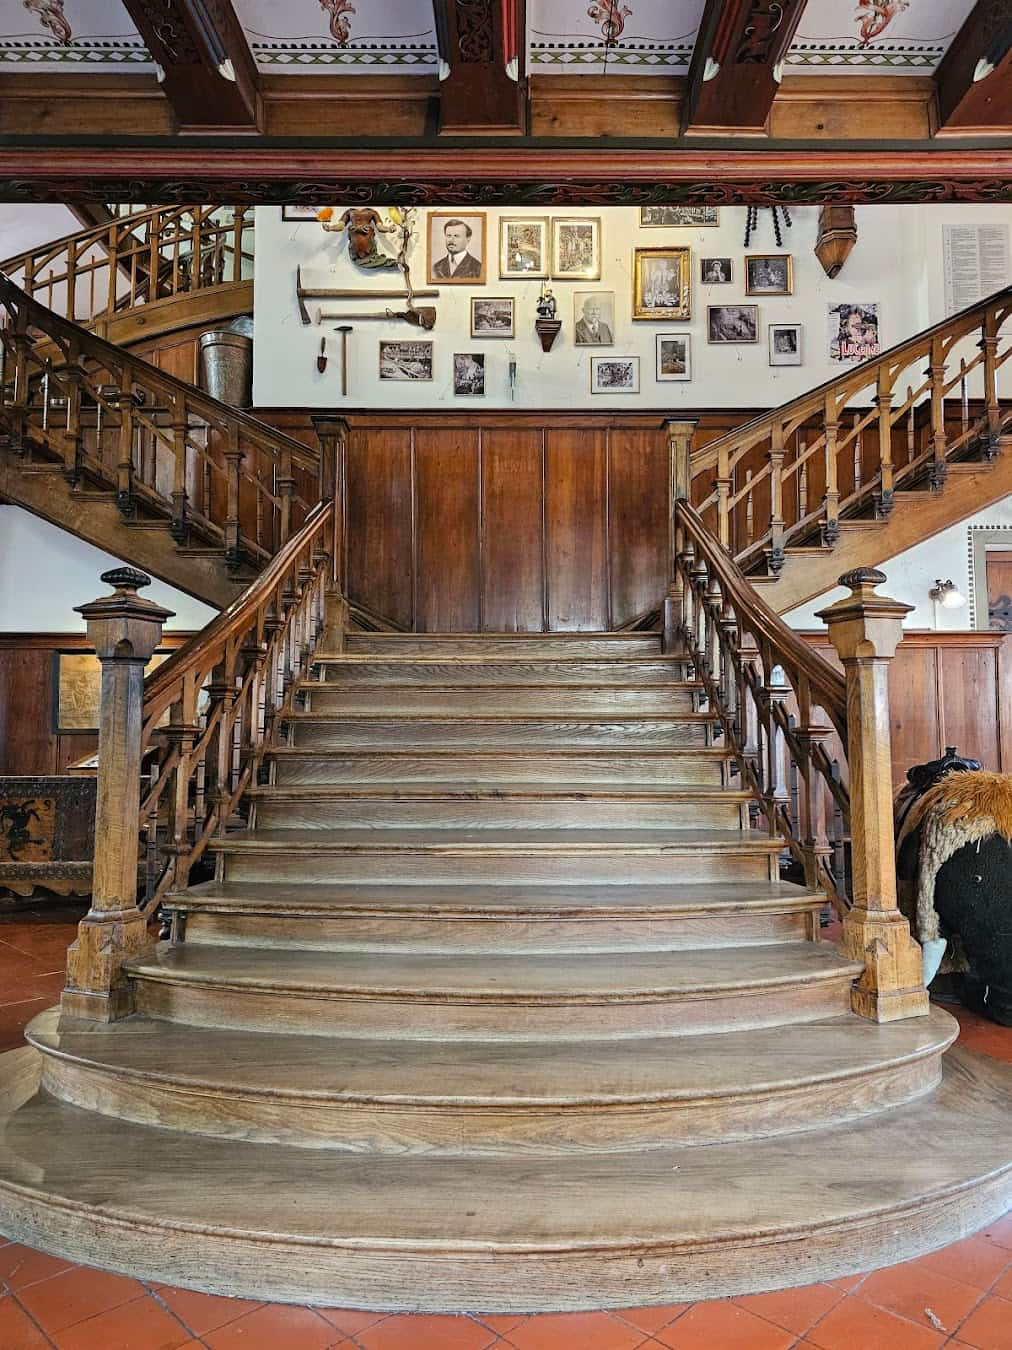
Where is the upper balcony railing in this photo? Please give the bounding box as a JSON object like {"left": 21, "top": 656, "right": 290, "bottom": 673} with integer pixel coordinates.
{"left": 0, "top": 206, "right": 254, "bottom": 329}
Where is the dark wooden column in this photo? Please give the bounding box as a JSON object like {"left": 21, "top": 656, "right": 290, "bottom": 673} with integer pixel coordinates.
{"left": 434, "top": 0, "right": 526, "bottom": 135}
{"left": 683, "top": 0, "right": 809, "bottom": 135}
{"left": 121, "top": 0, "right": 261, "bottom": 132}
{"left": 935, "top": 0, "right": 1012, "bottom": 134}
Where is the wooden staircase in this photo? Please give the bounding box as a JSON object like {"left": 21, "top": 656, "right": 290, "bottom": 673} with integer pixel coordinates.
{"left": 2, "top": 623, "right": 1010, "bottom": 1311}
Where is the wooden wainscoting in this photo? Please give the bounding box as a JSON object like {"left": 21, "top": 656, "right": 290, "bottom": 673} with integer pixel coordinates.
{"left": 0, "top": 634, "right": 193, "bottom": 777}
{"left": 802, "top": 630, "right": 1011, "bottom": 788}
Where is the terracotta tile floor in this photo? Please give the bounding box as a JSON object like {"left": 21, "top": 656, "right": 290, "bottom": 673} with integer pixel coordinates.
{"left": 2, "top": 900, "right": 1011, "bottom": 1349}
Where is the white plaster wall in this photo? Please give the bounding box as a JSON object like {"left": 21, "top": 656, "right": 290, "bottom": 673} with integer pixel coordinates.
{"left": 0, "top": 205, "right": 81, "bottom": 261}
{"left": 783, "top": 495, "right": 1012, "bottom": 632}
{"left": 252, "top": 204, "right": 923, "bottom": 411}
{"left": 0, "top": 507, "right": 216, "bottom": 633}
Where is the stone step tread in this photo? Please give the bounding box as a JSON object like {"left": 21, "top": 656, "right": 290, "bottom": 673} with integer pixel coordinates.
{"left": 286, "top": 710, "right": 717, "bottom": 722}
{"left": 1, "top": 1045, "right": 1007, "bottom": 1251}
{"left": 208, "top": 826, "right": 778, "bottom": 854}
{"left": 176, "top": 878, "right": 824, "bottom": 915}
{"left": 269, "top": 745, "right": 732, "bottom": 759}
{"left": 124, "top": 941, "right": 860, "bottom": 998}
{"left": 246, "top": 783, "right": 750, "bottom": 801}
{"left": 26, "top": 1006, "right": 955, "bottom": 1106}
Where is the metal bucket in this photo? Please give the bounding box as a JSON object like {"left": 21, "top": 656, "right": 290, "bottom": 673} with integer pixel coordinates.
{"left": 198, "top": 330, "right": 252, "bottom": 408}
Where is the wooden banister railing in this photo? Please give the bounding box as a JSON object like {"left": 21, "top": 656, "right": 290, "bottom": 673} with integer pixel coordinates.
{"left": 691, "top": 285, "right": 1012, "bottom": 574}
{"left": 0, "top": 275, "right": 321, "bottom": 570}
{"left": 62, "top": 506, "right": 337, "bottom": 1021}
{"left": 670, "top": 475, "right": 929, "bottom": 1023}
{"left": 1, "top": 205, "right": 254, "bottom": 328}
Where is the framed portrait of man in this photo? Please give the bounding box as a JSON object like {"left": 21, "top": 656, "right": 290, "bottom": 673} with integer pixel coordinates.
{"left": 573, "top": 291, "right": 615, "bottom": 346}
{"left": 427, "top": 212, "right": 487, "bottom": 285}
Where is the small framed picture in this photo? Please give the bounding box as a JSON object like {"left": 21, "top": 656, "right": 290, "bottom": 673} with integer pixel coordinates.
{"left": 470, "top": 297, "right": 514, "bottom": 338}
{"left": 379, "top": 340, "right": 434, "bottom": 381}
{"left": 769, "top": 323, "right": 802, "bottom": 366}
{"left": 551, "top": 217, "right": 601, "bottom": 280}
{"left": 745, "top": 254, "right": 793, "bottom": 296}
{"left": 499, "top": 216, "right": 549, "bottom": 279}
{"left": 640, "top": 206, "right": 719, "bottom": 227}
{"left": 281, "top": 205, "right": 322, "bottom": 221}
{"left": 633, "top": 247, "right": 691, "bottom": 320}
{"left": 656, "top": 333, "right": 692, "bottom": 381}
{"left": 590, "top": 356, "right": 640, "bottom": 395}
{"left": 708, "top": 305, "right": 759, "bottom": 344}
{"left": 573, "top": 290, "right": 615, "bottom": 345}
{"left": 700, "top": 257, "right": 733, "bottom": 284}
{"left": 453, "top": 352, "right": 485, "bottom": 395}
{"left": 427, "top": 211, "right": 487, "bottom": 284}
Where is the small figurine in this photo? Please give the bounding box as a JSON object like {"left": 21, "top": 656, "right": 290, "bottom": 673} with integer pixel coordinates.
{"left": 536, "top": 285, "right": 557, "bottom": 320}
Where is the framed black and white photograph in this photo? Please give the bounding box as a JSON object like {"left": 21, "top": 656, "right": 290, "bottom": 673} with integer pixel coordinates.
{"left": 573, "top": 291, "right": 615, "bottom": 346}
{"left": 769, "top": 323, "right": 802, "bottom": 366}
{"left": 633, "top": 247, "right": 690, "bottom": 321}
{"left": 426, "top": 211, "right": 487, "bottom": 284}
{"left": 551, "top": 218, "right": 601, "bottom": 280}
{"left": 281, "top": 205, "right": 322, "bottom": 221}
{"left": 745, "top": 254, "right": 793, "bottom": 296}
{"left": 379, "top": 340, "right": 434, "bottom": 381}
{"left": 499, "top": 217, "right": 548, "bottom": 279}
{"left": 656, "top": 333, "right": 692, "bottom": 382}
{"left": 470, "top": 297, "right": 515, "bottom": 338}
{"left": 708, "top": 305, "right": 759, "bottom": 344}
{"left": 453, "top": 352, "right": 486, "bottom": 395}
{"left": 590, "top": 356, "right": 640, "bottom": 395}
{"left": 640, "top": 207, "right": 719, "bottom": 228}
{"left": 700, "top": 258, "right": 733, "bottom": 284}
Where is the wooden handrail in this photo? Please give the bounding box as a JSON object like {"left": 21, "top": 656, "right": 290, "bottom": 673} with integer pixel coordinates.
{"left": 0, "top": 204, "right": 254, "bottom": 327}
{"left": 690, "top": 284, "right": 1012, "bottom": 574}
{"left": 0, "top": 274, "right": 321, "bottom": 570}
{"left": 670, "top": 493, "right": 929, "bottom": 1022}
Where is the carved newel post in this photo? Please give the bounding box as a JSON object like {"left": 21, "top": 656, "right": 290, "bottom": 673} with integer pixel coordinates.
{"left": 817, "top": 568, "right": 929, "bottom": 1023}
{"left": 63, "top": 568, "right": 173, "bottom": 1021}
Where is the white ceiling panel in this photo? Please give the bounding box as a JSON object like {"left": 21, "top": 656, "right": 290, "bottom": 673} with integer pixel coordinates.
{"left": 0, "top": 0, "right": 154, "bottom": 73}
{"left": 528, "top": 0, "right": 705, "bottom": 75}
{"left": 786, "top": 0, "right": 978, "bottom": 75}
{"left": 234, "top": 0, "right": 437, "bottom": 73}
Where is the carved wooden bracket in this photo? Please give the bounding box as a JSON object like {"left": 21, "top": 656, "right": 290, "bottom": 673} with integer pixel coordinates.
{"left": 815, "top": 205, "right": 858, "bottom": 279}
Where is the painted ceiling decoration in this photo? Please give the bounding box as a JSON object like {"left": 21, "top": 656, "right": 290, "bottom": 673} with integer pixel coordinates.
{"left": 783, "top": 0, "right": 980, "bottom": 73}
{"left": 232, "top": 0, "right": 438, "bottom": 71}
{"left": 528, "top": 0, "right": 705, "bottom": 73}
{"left": 0, "top": 0, "right": 155, "bottom": 71}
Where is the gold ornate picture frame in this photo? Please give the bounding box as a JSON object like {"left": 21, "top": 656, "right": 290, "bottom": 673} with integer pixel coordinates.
{"left": 633, "top": 247, "right": 691, "bottom": 321}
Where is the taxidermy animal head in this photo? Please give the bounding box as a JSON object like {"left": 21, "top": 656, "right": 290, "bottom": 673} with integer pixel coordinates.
{"left": 318, "top": 207, "right": 399, "bottom": 270}
{"left": 897, "top": 769, "right": 1012, "bottom": 1025}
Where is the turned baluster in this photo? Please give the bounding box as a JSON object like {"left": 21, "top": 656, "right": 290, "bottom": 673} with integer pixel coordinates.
{"left": 169, "top": 392, "right": 189, "bottom": 543}
{"left": 817, "top": 569, "right": 928, "bottom": 1022}
{"left": 662, "top": 419, "right": 697, "bottom": 652}
{"left": 766, "top": 421, "right": 786, "bottom": 575}
{"left": 927, "top": 335, "right": 948, "bottom": 488}
{"left": 704, "top": 575, "right": 723, "bottom": 695}
{"left": 718, "top": 600, "right": 739, "bottom": 733}
{"left": 65, "top": 241, "right": 78, "bottom": 322}
{"left": 223, "top": 422, "right": 243, "bottom": 570}
{"left": 677, "top": 539, "right": 697, "bottom": 660}
{"left": 162, "top": 672, "right": 201, "bottom": 896}
{"left": 875, "top": 367, "right": 895, "bottom": 517}
{"left": 822, "top": 393, "right": 840, "bottom": 546}
{"left": 63, "top": 570, "right": 172, "bottom": 1021}
{"left": 689, "top": 551, "right": 709, "bottom": 664}
{"left": 981, "top": 309, "right": 1002, "bottom": 459}
{"left": 58, "top": 335, "right": 86, "bottom": 484}
{"left": 278, "top": 444, "right": 295, "bottom": 547}
{"left": 205, "top": 646, "right": 238, "bottom": 835}
{"left": 736, "top": 630, "right": 761, "bottom": 787}
{"left": 113, "top": 367, "right": 139, "bottom": 516}
{"left": 794, "top": 676, "right": 834, "bottom": 900}
{"left": 6, "top": 301, "right": 31, "bottom": 453}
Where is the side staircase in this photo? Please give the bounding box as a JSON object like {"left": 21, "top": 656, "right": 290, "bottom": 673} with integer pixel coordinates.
{"left": 1, "top": 623, "right": 1010, "bottom": 1310}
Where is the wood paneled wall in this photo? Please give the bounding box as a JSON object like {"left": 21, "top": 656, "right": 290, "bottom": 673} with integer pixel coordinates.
{"left": 0, "top": 634, "right": 192, "bottom": 777}
{"left": 327, "top": 412, "right": 674, "bottom": 633}
{"left": 802, "top": 630, "right": 1010, "bottom": 789}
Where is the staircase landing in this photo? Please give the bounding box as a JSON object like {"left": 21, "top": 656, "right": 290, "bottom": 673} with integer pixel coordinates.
{"left": 0, "top": 628, "right": 1010, "bottom": 1311}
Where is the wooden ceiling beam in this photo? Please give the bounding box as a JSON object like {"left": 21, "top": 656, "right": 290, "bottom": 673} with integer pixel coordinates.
{"left": 433, "top": 0, "right": 526, "bottom": 135}
{"left": 120, "top": 0, "right": 261, "bottom": 132}
{"left": 683, "top": 0, "right": 809, "bottom": 135}
{"left": 935, "top": 0, "right": 1012, "bottom": 134}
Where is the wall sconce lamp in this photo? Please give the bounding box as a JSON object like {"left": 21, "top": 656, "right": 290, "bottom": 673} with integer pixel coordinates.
{"left": 929, "top": 578, "right": 967, "bottom": 610}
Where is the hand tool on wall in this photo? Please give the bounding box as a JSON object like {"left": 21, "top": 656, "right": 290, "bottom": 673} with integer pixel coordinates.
{"left": 316, "top": 337, "right": 327, "bottom": 374}
{"left": 296, "top": 265, "right": 439, "bottom": 324}
{"left": 316, "top": 306, "right": 437, "bottom": 331}
{"left": 336, "top": 325, "right": 352, "bottom": 396}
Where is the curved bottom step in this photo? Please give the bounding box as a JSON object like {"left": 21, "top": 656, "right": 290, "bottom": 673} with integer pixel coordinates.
{"left": 0, "top": 1044, "right": 1010, "bottom": 1312}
